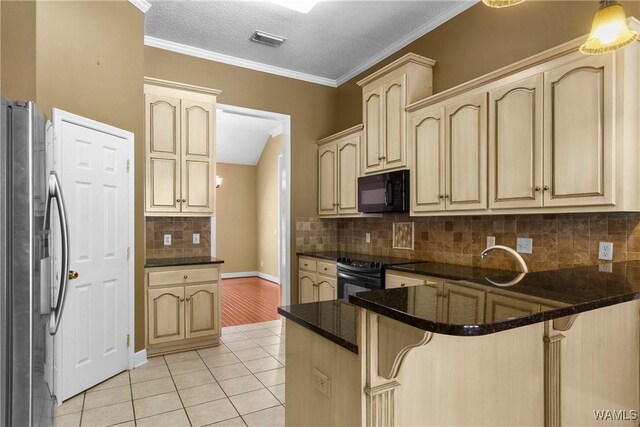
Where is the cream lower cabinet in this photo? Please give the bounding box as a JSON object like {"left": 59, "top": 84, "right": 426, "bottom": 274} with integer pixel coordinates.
{"left": 145, "top": 78, "right": 220, "bottom": 216}
{"left": 146, "top": 264, "right": 221, "bottom": 356}
{"left": 298, "top": 257, "right": 337, "bottom": 303}
{"left": 317, "top": 125, "right": 362, "bottom": 217}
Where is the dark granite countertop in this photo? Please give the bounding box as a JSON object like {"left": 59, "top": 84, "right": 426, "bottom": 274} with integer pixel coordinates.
{"left": 278, "top": 300, "right": 358, "bottom": 353}
{"left": 297, "top": 251, "right": 425, "bottom": 266}
{"left": 350, "top": 261, "right": 640, "bottom": 336}
{"left": 145, "top": 256, "right": 225, "bottom": 268}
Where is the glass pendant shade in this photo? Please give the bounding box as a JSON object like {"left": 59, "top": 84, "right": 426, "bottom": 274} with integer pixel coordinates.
{"left": 580, "top": 1, "right": 639, "bottom": 55}
{"left": 482, "top": 0, "right": 525, "bottom": 8}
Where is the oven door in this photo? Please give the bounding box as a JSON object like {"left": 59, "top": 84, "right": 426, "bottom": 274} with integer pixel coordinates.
{"left": 337, "top": 270, "right": 382, "bottom": 299}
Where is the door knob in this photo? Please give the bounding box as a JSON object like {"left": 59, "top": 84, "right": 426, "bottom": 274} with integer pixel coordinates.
{"left": 68, "top": 271, "right": 79, "bottom": 280}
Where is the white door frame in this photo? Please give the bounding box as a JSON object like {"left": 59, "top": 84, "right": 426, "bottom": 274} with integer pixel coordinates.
{"left": 51, "top": 109, "right": 136, "bottom": 400}
{"left": 213, "top": 103, "right": 292, "bottom": 305}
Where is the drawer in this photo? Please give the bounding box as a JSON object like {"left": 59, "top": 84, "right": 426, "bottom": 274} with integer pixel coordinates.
{"left": 385, "top": 273, "right": 429, "bottom": 289}
{"left": 299, "top": 257, "right": 317, "bottom": 272}
{"left": 149, "top": 267, "right": 219, "bottom": 287}
{"left": 317, "top": 261, "right": 337, "bottom": 277}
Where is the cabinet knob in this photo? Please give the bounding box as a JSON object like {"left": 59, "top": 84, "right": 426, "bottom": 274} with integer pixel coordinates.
{"left": 182, "top": 199, "right": 186, "bottom": 202}
{"left": 180, "top": 298, "right": 185, "bottom": 302}
{"left": 176, "top": 199, "right": 181, "bottom": 203}
{"left": 543, "top": 185, "right": 550, "bottom": 191}
{"left": 184, "top": 275, "right": 188, "bottom": 279}
{"left": 186, "top": 296, "right": 191, "bottom": 301}
{"left": 381, "top": 156, "right": 386, "bottom": 160}
{"left": 323, "top": 267, "right": 328, "bottom": 271}
{"left": 377, "top": 156, "right": 382, "bottom": 161}
{"left": 400, "top": 283, "right": 406, "bottom": 287}
{"left": 438, "top": 194, "right": 444, "bottom": 199}
{"left": 534, "top": 186, "right": 541, "bottom": 192}
{"left": 444, "top": 194, "right": 450, "bottom": 199}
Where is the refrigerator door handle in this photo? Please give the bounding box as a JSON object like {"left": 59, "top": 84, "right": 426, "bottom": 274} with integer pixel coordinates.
{"left": 43, "top": 171, "right": 70, "bottom": 335}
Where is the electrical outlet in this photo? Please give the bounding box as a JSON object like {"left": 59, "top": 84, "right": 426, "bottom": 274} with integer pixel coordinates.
{"left": 598, "top": 242, "right": 613, "bottom": 260}
{"left": 598, "top": 262, "right": 613, "bottom": 273}
{"left": 516, "top": 237, "right": 533, "bottom": 254}
{"left": 313, "top": 368, "right": 331, "bottom": 398}
{"left": 365, "top": 232, "right": 371, "bottom": 244}
{"left": 486, "top": 236, "right": 496, "bottom": 249}
{"left": 192, "top": 233, "right": 200, "bottom": 244}
{"left": 164, "top": 234, "right": 172, "bottom": 246}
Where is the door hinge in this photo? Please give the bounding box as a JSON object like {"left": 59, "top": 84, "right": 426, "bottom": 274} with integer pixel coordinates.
{"left": 126, "top": 160, "right": 130, "bottom": 173}
{"left": 126, "top": 334, "right": 130, "bottom": 347}
{"left": 126, "top": 247, "right": 130, "bottom": 260}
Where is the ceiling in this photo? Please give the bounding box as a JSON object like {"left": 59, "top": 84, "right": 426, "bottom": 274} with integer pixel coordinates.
{"left": 144, "top": 1, "right": 476, "bottom": 87}
{"left": 216, "top": 110, "right": 282, "bottom": 165}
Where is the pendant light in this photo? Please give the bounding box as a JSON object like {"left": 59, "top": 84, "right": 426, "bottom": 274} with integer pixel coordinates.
{"left": 482, "top": 0, "right": 525, "bottom": 8}
{"left": 580, "top": 0, "right": 639, "bottom": 55}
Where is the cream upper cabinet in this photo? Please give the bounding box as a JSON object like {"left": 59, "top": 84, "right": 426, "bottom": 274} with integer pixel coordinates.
{"left": 445, "top": 92, "right": 488, "bottom": 211}
{"left": 489, "top": 74, "right": 543, "bottom": 209}
{"left": 317, "top": 125, "right": 363, "bottom": 217}
{"left": 410, "top": 106, "right": 446, "bottom": 213}
{"left": 543, "top": 53, "right": 614, "bottom": 208}
{"left": 358, "top": 53, "right": 435, "bottom": 175}
{"left": 145, "top": 79, "right": 220, "bottom": 216}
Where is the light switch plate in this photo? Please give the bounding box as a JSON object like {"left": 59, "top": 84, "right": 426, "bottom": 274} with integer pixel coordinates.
{"left": 313, "top": 368, "right": 331, "bottom": 398}
{"left": 365, "top": 232, "right": 371, "bottom": 243}
{"left": 192, "top": 233, "right": 200, "bottom": 244}
{"left": 164, "top": 234, "right": 172, "bottom": 246}
{"left": 516, "top": 237, "right": 533, "bottom": 254}
{"left": 486, "top": 236, "right": 496, "bottom": 249}
{"left": 598, "top": 242, "right": 613, "bottom": 260}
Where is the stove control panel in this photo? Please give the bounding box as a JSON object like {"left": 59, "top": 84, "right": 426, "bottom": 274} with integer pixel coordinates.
{"left": 337, "top": 257, "right": 382, "bottom": 270}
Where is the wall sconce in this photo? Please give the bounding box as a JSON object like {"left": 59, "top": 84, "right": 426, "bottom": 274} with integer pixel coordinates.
{"left": 216, "top": 175, "right": 223, "bottom": 189}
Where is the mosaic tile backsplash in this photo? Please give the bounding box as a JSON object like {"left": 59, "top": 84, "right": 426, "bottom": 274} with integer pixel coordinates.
{"left": 296, "top": 213, "right": 640, "bottom": 272}
{"left": 146, "top": 217, "right": 211, "bottom": 259}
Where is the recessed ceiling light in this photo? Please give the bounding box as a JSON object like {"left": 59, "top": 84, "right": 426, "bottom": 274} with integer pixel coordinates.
{"left": 269, "top": 0, "right": 318, "bottom": 14}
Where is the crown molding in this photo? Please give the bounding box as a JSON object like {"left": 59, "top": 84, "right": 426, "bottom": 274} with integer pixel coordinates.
{"left": 356, "top": 53, "right": 436, "bottom": 88}
{"left": 316, "top": 124, "right": 363, "bottom": 146}
{"left": 336, "top": 0, "right": 478, "bottom": 86}
{"left": 269, "top": 124, "right": 284, "bottom": 137}
{"left": 129, "top": 0, "right": 151, "bottom": 14}
{"left": 144, "top": 36, "right": 338, "bottom": 87}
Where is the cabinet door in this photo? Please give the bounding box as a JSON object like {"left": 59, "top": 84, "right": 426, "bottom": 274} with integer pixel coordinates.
{"left": 148, "top": 286, "right": 184, "bottom": 345}
{"left": 185, "top": 283, "right": 219, "bottom": 339}
{"left": 489, "top": 75, "right": 543, "bottom": 209}
{"left": 181, "top": 99, "right": 216, "bottom": 214}
{"left": 485, "top": 294, "right": 540, "bottom": 322}
{"left": 543, "top": 54, "right": 614, "bottom": 207}
{"left": 317, "top": 277, "right": 337, "bottom": 302}
{"left": 383, "top": 75, "right": 407, "bottom": 170}
{"left": 299, "top": 272, "right": 317, "bottom": 304}
{"left": 337, "top": 136, "right": 359, "bottom": 215}
{"left": 407, "top": 281, "right": 442, "bottom": 320}
{"left": 445, "top": 93, "right": 488, "bottom": 211}
{"left": 318, "top": 144, "right": 337, "bottom": 216}
{"left": 410, "top": 107, "right": 446, "bottom": 213}
{"left": 363, "top": 87, "right": 384, "bottom": 174}
{"left": 145, "top": 93, "right": 182, "bottom": 214}
{"left": 441, "top": 282, "right": 486, "bottom": 325}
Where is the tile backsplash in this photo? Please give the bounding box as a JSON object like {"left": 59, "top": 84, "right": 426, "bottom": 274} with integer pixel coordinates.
{"left": 296, "top": 213, "right": 640, "bottom": 272}
{"left": 146, "top": 217, "right": 211, "bottom": 259}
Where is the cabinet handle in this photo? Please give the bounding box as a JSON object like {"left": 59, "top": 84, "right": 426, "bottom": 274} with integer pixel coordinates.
{"left": 186, "top": 296, "right": 191, "bottom": 301}
{"left": 400, "top": 283, "right": 406, "bottom": 287}
{"left": 323, "top": 267, "right": 328, "bottom": 271}
{"left": 444, "top": 194, "right": 450, "bottom": 199}
{"left": 180, "top": 298, "right": 185, "bottom": 302}
{"left": 184, "top": 275, "right": 188, "bottom": 279}
{"left": 534, "top": 186, "right": 541, "bottom": 192}
{"left": 377, "top": 156, "right": 382, "bottom": 161}
{"left": 438, "top": 194, "right": 444, "bottom": 199}
{"left": 176, "top": 199, "right": 181, "bottom": 203}
{"left": 543, "top": 185, "right": 550, "bottom": 191}
{"left": 182, "top": 199, "right": 186, "bottom": 202}
{"left": 381, "top": 156, "right": 386, "bottom": 160}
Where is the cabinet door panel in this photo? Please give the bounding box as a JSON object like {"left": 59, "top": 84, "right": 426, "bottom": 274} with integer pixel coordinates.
{"left": 384, "top": 76, "right": 407, "bottom": 169}
{"left": 148, "top": 287, "right": 184, "bottom": 345}
{"left": 318, "top": 145, "right": 337, "bottom": 216}
{"left": 410, "top": 107, "right": 445, "bottom": 213}
{"left": 299, "top": 272, "right": 317, "bottom": 304}
{"left": 185, "top": 283, "right": 218, "bottom": 339}
{"left": 544, "top": 54, "right": 614, "bottom": 207}
{"left": 337, "top": 137, "right": 359, "bottom": 215}
{"left": 446, "top": 93, "right": 488, "bottom": 211}
{"left": 441, "top": 282, "right": 485, "bottom": 324}
{"left": 317, "top": 277, "right": 337, "bottom": 302}
{"left": 363, "top": 88, "right": 383, "bottom": 174}
{"left": 490, "top": 75, "right": 543, "bottom": 209}
{"left": 181, "top": 99, "right": 216, "bottom": 214}
{"left": 486, "top": 294, "right": 540, "bottom": 322}
{"left": 145, "top": 94, "right": 181, "bottom": 213}
{"left": 407, "top": 281, "right": 442, "bottom": 320}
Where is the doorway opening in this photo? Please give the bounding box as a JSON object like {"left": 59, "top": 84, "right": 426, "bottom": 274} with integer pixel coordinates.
{"left": 212, "top": 104, "right": 291, "bottom": 326}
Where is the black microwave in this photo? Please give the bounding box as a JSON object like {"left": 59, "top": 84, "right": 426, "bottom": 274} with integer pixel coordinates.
{"left": 358, "top": 170, "right": 409, "bottom": 213}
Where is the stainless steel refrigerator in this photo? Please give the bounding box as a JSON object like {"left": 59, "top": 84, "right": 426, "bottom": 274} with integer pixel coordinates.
{"left": 1, "top": 98, "right": 70, "bottom": 427}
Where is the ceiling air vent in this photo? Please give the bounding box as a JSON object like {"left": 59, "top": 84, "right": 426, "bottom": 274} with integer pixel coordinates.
{"left": 250, "top": 30, "right": 286, "bottom": 48}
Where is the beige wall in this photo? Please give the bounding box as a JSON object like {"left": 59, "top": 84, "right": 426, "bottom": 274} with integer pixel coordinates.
{"left": 257, "top": 134, "right": 283, "bottom": 279}
{"left": 216, "top": 163, "right": 258, "bottom": 273}
{"left": 1, "top": 1, "right": 36, "bottom": 101}
{"left": 336, "top": 0, "right": 640, "bottom": 129}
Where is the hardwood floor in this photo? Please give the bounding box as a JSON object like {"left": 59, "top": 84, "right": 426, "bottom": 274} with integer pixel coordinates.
{"left": 221, "top": 277, "right": 282, "bottom": 327}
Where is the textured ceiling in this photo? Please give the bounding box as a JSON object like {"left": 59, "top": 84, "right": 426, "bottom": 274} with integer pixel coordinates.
{"left": 145, "top": 1, "right": 474, "bottom": 82}
{"left": 216, "top": 110, "right": 281, "bottom": 165}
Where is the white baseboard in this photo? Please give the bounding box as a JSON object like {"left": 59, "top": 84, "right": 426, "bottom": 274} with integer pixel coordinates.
{"left": 133, "top": 349, "right": 148, "bottom": 368}
{"left": 221, "top": 271, "right": 280, "bottom": 284}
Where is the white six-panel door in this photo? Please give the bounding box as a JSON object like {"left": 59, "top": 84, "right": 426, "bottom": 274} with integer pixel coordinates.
{"left": 54, "top": 113, "right": 132, "bottom": 401}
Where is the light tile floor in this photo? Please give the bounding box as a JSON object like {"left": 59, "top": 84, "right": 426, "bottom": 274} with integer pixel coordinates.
{"left": 54, "top": 319, "right": 286, "bottom": 427}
